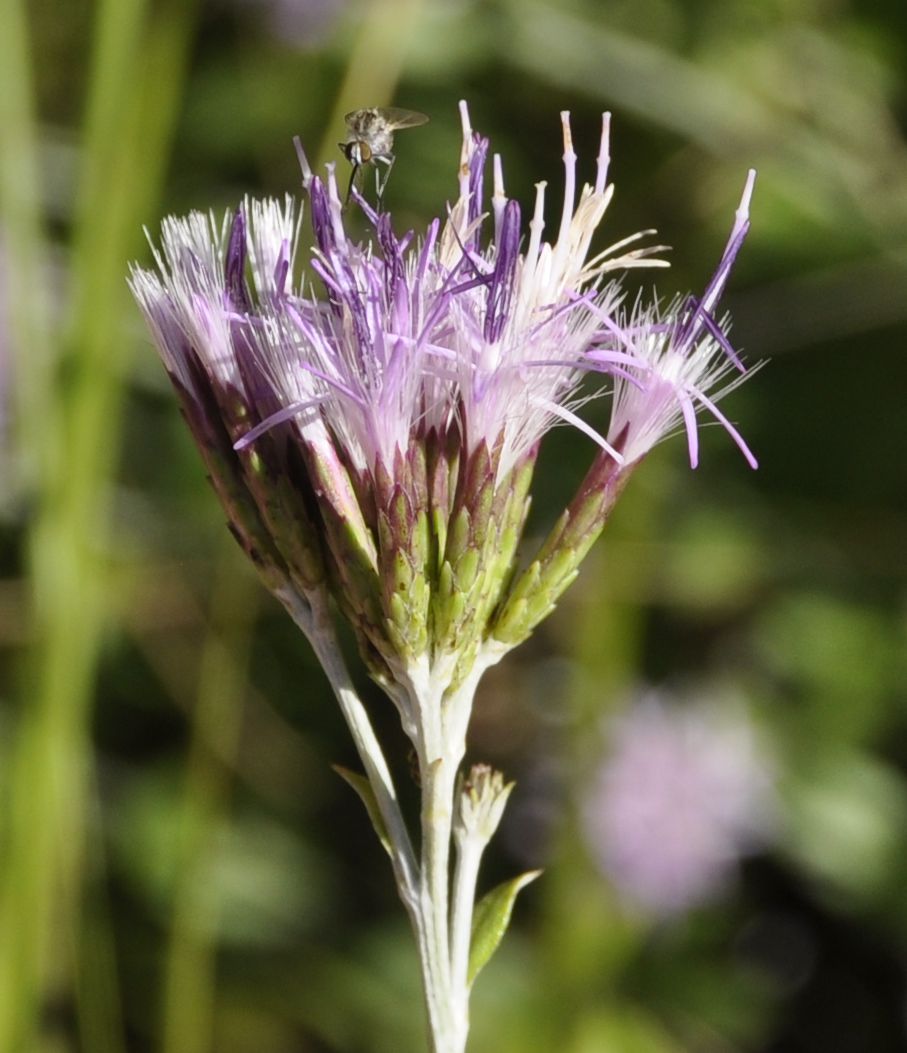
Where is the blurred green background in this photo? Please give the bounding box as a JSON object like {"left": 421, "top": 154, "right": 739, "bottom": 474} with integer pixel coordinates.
{"left": 1, "top": 0, "right": 906, "bottom": 1050}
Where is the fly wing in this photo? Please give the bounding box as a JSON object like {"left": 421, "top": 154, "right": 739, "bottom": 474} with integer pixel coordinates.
{"left": 344, "top": 109, "right": 378, "bottom": 136}
{"left": 379, "top": 107, "right": 429, "bottom": 130}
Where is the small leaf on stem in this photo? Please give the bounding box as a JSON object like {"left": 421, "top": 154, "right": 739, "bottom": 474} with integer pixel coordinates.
{"left": 468, "top": 869, "right": 542, "bottom": 985}
{"left": 332, "top": 764, "right": 393, "bottom": 857}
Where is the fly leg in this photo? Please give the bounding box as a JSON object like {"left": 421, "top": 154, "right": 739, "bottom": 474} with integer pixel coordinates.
{"left": 343, "top": 161, "right": 362, "bottom": 210}
{"left": 374, "top": 153, "right": 396, "bottom": 210}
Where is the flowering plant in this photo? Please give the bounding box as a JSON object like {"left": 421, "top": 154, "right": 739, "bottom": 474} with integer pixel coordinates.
{"left": 130, "top": 101, "right": 756, "bottom": 1053}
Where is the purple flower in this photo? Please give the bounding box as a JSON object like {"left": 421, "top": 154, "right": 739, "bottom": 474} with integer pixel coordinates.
{"left": 231, "top": 105, "right": 670, "bottom": 480}
{"left": 129, "top": 103, "right": 758, "bottom": 675}
{"left": 225, "top": 0, "right": 347, "bottom": 48}
{"left": 129, "top": 110, "right": 765, "bottom": 1049}
{"left": 432, "top": 107, "right": 668, "bottom": 477}
{"left": 582, "top": 693, "right": 776, "bottom": 917}
{"left": 596, "top": 172, "right": 760, "bottom": 469}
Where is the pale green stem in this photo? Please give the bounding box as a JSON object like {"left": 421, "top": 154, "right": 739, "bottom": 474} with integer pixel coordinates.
{"left": 418, "top": 746, "right": 459, "bottom": 1053}
{"left": 441, "top": 657, "right": 501, "bottom": 1052}
{"left": 279, "top": 600, "right": 502, "bottom": 1053}
{"left": 406, "top": 654, "right": 490, "bottom": 1053}
{"left": 449, "top": 831, "right": 483, "bottom": 1027}
{"left": 284, "top": 592, "right": 462, "bottom": 1051}
{"left": 279, "top": 589, "right": 420, "bottom": 913}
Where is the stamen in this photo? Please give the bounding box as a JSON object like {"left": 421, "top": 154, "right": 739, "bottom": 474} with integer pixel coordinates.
{"left": 525, "top": 181, "right": 547, "bottom": 281}
{"left": 292, "top": 135, "right": 313, "bottom": 188}
{"left": 536, "top": 395, "right": 625, "bottom": 464}
{"left": 414, "top": 218, "right": 440, "bottom": 288}
{"left": 234, "top": 397, "right": 322, "bottom": 450}
{"left": 323, "top": 163, "right": 348, "bottom": 249}
{"left": 699, "top": 221, "right": 748, "bottom": 321}
{"left": 458, "top": 98, "right": 472, "bottom": 139}
{"left": 492, "top": 153, "right": 507, "bottom": 244}
{"left": 677, "top": 391, "right": 699, "bottom": 467}
{"left": 493, "top": 153, "right": 505, "bottom": 200}
{"left": 458, "top": 99, "right": 473, "bottom": 199}
{"left": 692, "top": 386, "right": 759, "bottom": 469}
{"left": 701, "top": 170, "right": 756, "bottom": 316}
{"left": 595, "top": 113, "right": 611, "bottom": 196}
{"left": 485, "top": 199, "right": 520, "bottom": 342}
{"left": 733, "top": 169, "right": 756, "bottom": 242}
{"left": 466, "top": 134, "right": 489, "bottom": 229}
{"left": 554, "top": 112, "right": 577, "bottom": 271}
{"left": 224, "top": 209, "right": 250, "bottom": 311}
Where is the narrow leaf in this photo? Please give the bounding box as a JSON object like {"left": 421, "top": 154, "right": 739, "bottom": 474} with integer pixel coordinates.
{"left": 332, "top": 765, "right": 392, "bottom": 857}
{"left": 468, "top": 870, "right": 542, "bottom": 985}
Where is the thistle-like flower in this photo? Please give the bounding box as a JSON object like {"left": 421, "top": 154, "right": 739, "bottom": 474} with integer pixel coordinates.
{"left": 130, "top": 102, "right": 754, "bottom": 696}
{"left": 599, "top": 170, "right": 759, "bottom": 470}
{"left": 129, "top": 102, "right": 758, "bottom": 1053}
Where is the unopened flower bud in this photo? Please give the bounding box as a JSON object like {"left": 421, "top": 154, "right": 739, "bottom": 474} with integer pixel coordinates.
{"left": 455, "top": 764, "right": 515, "bottom": 845}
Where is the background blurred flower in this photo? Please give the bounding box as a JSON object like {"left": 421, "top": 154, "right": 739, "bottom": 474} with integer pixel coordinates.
{"left": 582, "top": 691, "right": 777, "bottom": 917}
{"left": 228, "top": 0, "right": 348, "bottom": 48}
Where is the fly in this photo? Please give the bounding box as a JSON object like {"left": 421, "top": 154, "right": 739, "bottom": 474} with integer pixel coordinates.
{"left": 339, "top": 106, "right": 429, "bottom": 210}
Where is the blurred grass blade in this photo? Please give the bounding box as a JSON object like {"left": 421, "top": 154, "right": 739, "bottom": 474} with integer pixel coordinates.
{"left": 316, "top": 0, "right": 426, "bottom": 170}
{"left": 0, "top": 0, "right": 54, "bottom": 490}
{"left": 0, "top": 0, "right": 200, "bottom": 1049}
{"left": 0, "top": 0, "right": 78, "bottom": 1044}
{"left": 73, "top": 767, "right": 128, "bottom": 1053}
{"left": 162, "top": 546, "right": 259, "bottom": 1053}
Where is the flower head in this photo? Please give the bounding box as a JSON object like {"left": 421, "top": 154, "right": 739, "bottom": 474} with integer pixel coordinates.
{"left": 129, "top": 103, "right": 757, "bottom": 691}
{"left": 235, "top": 104, "right": 666, "bottom": 481}
{"left": 597, "top": 170, "right": 759, "bottom": 469}
{"left": 435, "top": 105, "right": 667, "bottom": 477}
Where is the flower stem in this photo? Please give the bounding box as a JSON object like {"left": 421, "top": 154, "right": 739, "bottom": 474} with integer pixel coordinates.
{"left": 449, "top": 832, "right": 482, "bottom": 1025}
{"left": 418, "top": 749, "right": 461, "bottom": 1053}
{"left": 407, "top": 657, "right": 484, "bottom": 1053}
{"left": 279, "top": 589, "right": 420, "bottom": 914}
{"left": 283, "top": 600, "right": 492, "bottom": 1053}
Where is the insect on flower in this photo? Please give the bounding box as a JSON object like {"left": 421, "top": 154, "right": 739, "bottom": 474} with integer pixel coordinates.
{"left": 339, "top": 106, "right": 429, "bottom": 209}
